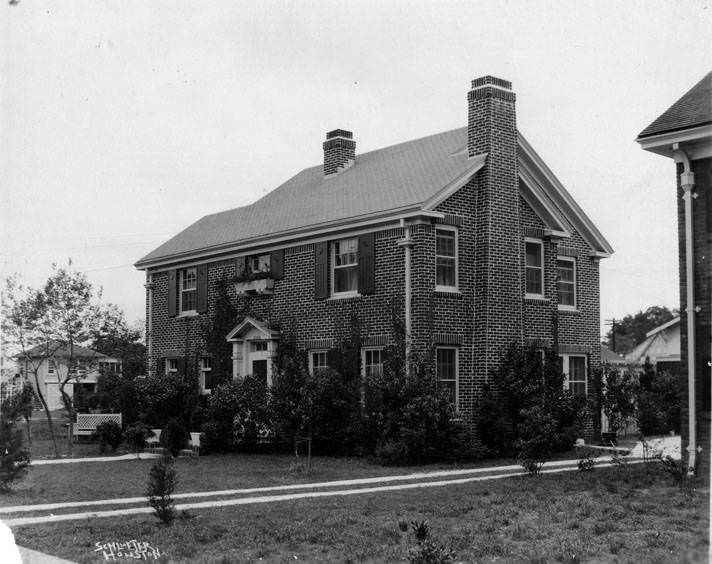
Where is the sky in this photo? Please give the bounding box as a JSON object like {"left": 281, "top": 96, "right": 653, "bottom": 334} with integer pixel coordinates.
{"left": 2, "top": 1, "right": 711, "bottom": 338}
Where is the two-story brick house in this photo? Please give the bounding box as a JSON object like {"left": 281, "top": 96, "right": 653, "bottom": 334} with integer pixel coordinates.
{"left": 136, "top": 76, "right": 612, "bottom": 422}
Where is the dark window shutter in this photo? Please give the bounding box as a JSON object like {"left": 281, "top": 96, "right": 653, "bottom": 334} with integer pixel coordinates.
{"left": 358, "top": 233, "right": 375, "bottom": 295}
{"left": 168, "top": 270, "right": 177, "bottom": 317}
{"left": 270, "top": 250, "right": 284, "bottom": 280}
{"left": 235, "top": 256, "right": 246, "bottom": 278}
{"left": 314, "top": 241, "right": 329, "bottom": 299}
{"left": 196, "top": 264, "right": 208, "bottom": 313}
{"left": 176, "top": 357, "right": 186, "bottom": 376}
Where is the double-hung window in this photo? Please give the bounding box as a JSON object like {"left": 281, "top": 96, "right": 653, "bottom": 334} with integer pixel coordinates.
{"left": 309, "top": 350, "right": 329, "bottom": 374}
{"left": 557, "top": 257, "right": 576, "bottom": 309}
{"left": 560, "top": 354, "right": 587, "bottom": 397}
{"left": 332, "top": 238, "right": 358, "bottom": 295}
{"left": 247, "top": 254, "right": 270, "bottom": 275}
{"left": 47, "top": 360, "right": 56, "bottom": 374}
{"left": 436, "top": 347, "right": 458, "bottom": 407}
{"left": 362, "top": 348, "right": 384, "bottom": 380}
{"left": 525, "top": 239, "right": 544, "bottom": 298}
{"left": 179, "top": 267, "right": 197, "bottom": 312}
{"left": 200, "top": 357, "right": 212, "bottom": 394}
{"left": 435, "top": 228, "right": 457, "bottom": 290}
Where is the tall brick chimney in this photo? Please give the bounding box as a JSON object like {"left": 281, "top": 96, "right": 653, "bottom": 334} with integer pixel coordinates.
{"left": 323, "top": 129, "right": 355, "bottom": 176}
{"left": 467, "top": 75, "right": 523, "bottom": 376}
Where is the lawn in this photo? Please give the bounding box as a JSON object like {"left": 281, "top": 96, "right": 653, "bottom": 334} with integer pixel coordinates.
{"left": 6, "top": 459, "right": 709, "bottom": 563}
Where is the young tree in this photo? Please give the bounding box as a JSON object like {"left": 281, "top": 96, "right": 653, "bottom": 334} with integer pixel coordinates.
{"left": 2, "top": 264, "right": 126, "bottom": 457}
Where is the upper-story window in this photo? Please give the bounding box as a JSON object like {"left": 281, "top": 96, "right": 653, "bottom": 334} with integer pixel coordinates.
{"left": 332, "top": 238, "right": 358, "bottom": 295}
{"left": 557, "top": 257, "right": 576, "bottom": 309}
{"left": 435, "top": 228, "right": 457, "bottom": 291}
{"left": 180, "top": 267, "right": 197, "bottom": 312}
{"left": 525, "top": 239, "right": 544, "bottom": 298}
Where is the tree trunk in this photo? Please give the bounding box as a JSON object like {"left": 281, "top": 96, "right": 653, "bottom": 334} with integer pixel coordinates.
{"left": 59, "top": 383, "right": 75, "bottom": 458}
{"left": 32, "top": 370, "right": 59, "bottom": 458}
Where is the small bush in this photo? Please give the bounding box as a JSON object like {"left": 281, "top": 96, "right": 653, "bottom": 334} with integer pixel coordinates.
{"left": 516, "top": 405, "right": 555, "bottom": 475}
{"left": 91, "top": 420, "right": 123, "bottom": 453}
{"left": 405, "top": 520, "right": 456, "bottom": 564}
{"left": 123, "top": 422, "right": 154, "bottom": 456}
{"left": 162, "top": 418, "right": 188, "bottom": 457}
{"left": 576, "top": 447, "right": 598, "bottom": 472}
{"left": 0, "top": 395, "right": 31, "bottom": 491}
{"left": 146, "top": 455, "right": 177, "bottom": 524}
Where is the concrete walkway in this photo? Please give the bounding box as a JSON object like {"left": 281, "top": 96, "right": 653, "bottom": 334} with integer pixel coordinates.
{"left": 32, "top": 453, "right": 161, "bottom": 465}
{"left": 3, "top": 456, "right": 646, "bottom": 528}
{"left": 17, "top": 546, "right": 76, "bottom": 564}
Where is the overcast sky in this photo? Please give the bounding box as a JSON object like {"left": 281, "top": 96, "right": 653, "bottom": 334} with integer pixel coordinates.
{"left": 2, "top": 1, "right": 711, "bottom": 337}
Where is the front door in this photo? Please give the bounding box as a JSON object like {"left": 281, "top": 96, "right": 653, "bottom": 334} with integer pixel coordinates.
{"left": 252, "top": 360, "right": 268, "bottom": 386}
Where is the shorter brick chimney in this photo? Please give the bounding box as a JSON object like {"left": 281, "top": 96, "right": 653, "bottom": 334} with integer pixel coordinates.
{"left": 323, "top": 129, "right": 355, "bottom": 176}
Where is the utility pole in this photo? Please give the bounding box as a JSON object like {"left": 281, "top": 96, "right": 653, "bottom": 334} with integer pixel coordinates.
{"left": 604, "top": 318, "right": 617, "bottom": 352}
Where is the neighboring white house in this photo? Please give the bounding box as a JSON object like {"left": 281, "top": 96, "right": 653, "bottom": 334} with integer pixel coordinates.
{"left": 625, "top": 316, "right": 681, "bottom": 371}
{"left": 18, "top": 342, "right": 121, "bottom": 411}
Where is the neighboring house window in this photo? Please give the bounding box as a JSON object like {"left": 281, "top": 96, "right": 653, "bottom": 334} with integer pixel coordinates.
{"left": 560, "top": 354, "right": 587, "bottom": 397}
{"left": 332, "top": 238, "right": 358, "bottom": 295}
{"left": 200, "top": 357, "right": 212, "bottom": 394}
{"left": 180, "top": 267, "right": 197, "bottom": 312}
{"left": 436, "top": 347, "right": 458, "bottom": 407}
{"left": 362, "top": 348, "right": 384, "bottom": 380}
{"left": 166, "top": 358, "right": 178, "bottom": 373}
{"left": 48, "top": 359, "right": 56, "bottom": 374}
{"left": 525, "top": 239, "right": 544, "bottom": 297}
{"left": 309, "top": 350, "right": 329, "bottom": 374}
{"left": 435, "top": 228, "right": 457, "bottom": 290}
{"left": 557, "top": 257, "right": 576, "bottom": 309}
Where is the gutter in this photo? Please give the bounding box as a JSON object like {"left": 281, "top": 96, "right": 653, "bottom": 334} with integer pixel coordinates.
{"left": 672, "top": 143, "right": 698, "bottom": 476}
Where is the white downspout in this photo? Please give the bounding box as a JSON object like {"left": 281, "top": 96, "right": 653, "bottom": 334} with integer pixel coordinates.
{"left": 398, "top": 219, "right": 414, "bottom": 374}
{"left": 673, "top": 143, "right": 697, "bottom": 475}
{"left": 145, "top": 273, "right": 154, "bottom": 377}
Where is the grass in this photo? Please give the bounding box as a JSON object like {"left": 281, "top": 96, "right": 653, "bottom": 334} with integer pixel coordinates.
{"left": 8, "top": 462, "right": 708, "bottom": 563}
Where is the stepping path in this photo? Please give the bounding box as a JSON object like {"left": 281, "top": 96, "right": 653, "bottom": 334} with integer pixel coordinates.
{"left": 2, "top": 457, "right": 645, "bottom": 527}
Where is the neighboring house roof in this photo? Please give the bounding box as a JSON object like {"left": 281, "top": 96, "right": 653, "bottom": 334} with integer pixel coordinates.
{"left": 638, "top": 71, "right": 712, "bottom": 139}
{"left": 601, "top": 344, "right": 626, "bottom": 365}
{"left": 136, "top": 128, "right": 613, "bottom": 269}
{"left": 624, "top": 317, "right": 681, "bottom": 365}
{"left": 22, "top": 342, "right": 108, "bottom": 360}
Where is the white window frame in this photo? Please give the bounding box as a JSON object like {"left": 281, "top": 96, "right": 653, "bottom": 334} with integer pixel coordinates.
{"left": 361, "top": 347, "right": 384, "bottom": 381}
{"left": 179, "top": 267, "right": 198, "bottom": 313}
{"left": 47, "top": 359, "right": 56, "bottom": 374}
{"left": 165, "top": 358, "right": 178, "bottom": 373}
{"left": 559, "top": 354, "right": 587, "bottom": 397}
{"left": 556, "top": 256, "right": 577, "bottom": 310}
{"left": 436, "top": 347, "right": 458, "bottom": 408}
{"left": 309, "top": 350, "right": 329, "bottom": 374}
{"left": 200, "top": 357, "right": 212, "bottom": 394}
{"left": 435, "top": 226, "right": 458, "bottom": 292}
{"left": 524, "top": 238, "right": 545, "bottom": 299}
{"left": 331, "top": 237, "right": 359, "bottom": 297}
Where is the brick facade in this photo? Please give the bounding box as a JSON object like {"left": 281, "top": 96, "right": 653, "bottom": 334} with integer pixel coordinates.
{"left": 141, "top": 76, "right": 607, "bottom": 436}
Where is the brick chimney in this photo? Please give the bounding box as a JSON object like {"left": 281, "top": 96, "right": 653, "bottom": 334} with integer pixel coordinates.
{"left": 323, "top": 129, "right": 355, "bottom": 176}
{"left": 467, "top": 75, "right": 523, "bottom": 372}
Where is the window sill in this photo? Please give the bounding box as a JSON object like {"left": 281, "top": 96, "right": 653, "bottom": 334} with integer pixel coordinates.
{"left": 558, "top": 307, "right": 580, "bottom": 314}
{"left": 435, "top": 286, "right": 460, "bottom": 295}
{"left": 524, "top": 295, "right": 548, "bottom": 302}
{"left": 328, "top": 293, "right": 361, "bottom": 301}
{"left": 177, "top": 311, "right": 199, "bottom": 318}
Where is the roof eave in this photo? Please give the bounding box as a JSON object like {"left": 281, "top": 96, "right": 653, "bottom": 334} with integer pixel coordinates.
{"left": 636, "top": 123, "right": 712, "bottom": 160}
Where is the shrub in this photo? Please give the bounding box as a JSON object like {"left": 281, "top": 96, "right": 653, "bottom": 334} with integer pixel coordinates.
{"left": 146, "top": 455, "right": 177, "bottom": 524}
{"left": 516, "top": 405, "right": 556, "bottom": 475}
{"left": 92, "top": 420, "right": 123, "bottom": 453}
{"left": 576, "top": 447, "right": 598, "bottom": 471}
{"left": 637, "top": 364, "right": 682, "bottom": 435}
{"left": 404, "top": 520, "right": 457, "bottom": 564}
{"left": 0, "top": 393, "right": 31, "bottom": 491}
{"left": 602, "top": 368, "right": 638, "bottom": 434}
{"left": 135, "top": 371, "right": 200, "bottom": 429}
{"left": 232, "top": 376, "right": 273, "bottom": 450}
{"left": 123, "top": 422, "right": 154, "bottom": 457}
{"left": 162, "top": 418, "right": 188, "bottom": 457}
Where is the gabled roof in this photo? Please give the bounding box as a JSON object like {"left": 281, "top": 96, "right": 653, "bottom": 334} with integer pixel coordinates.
{"left": 22, "top": 341, "right": 108, "bottom": 360}
{"left": 625, "top": 317, "right": 680, "bottom": 365}
{"left": 226, "top": 317, "right": 280, "bottom": 342}
{"left": 137, "top": 128, "right": 612, "bottom": 268}
{"left": 638, "top": 71, "right": 712, "bottom": 139}
{"left": 601, "top": 344, "right": 626, "bottom": 365}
